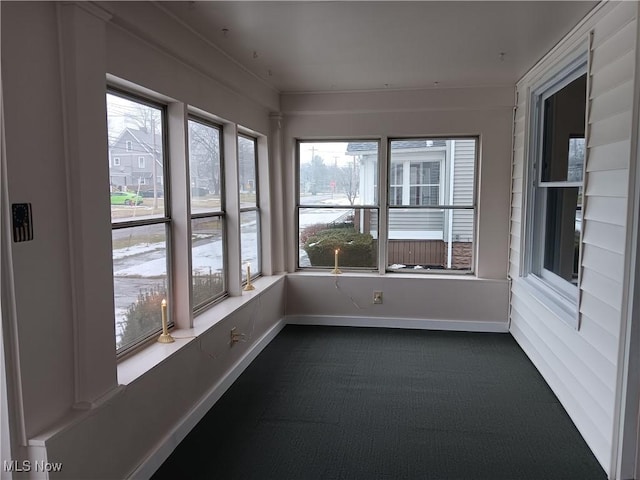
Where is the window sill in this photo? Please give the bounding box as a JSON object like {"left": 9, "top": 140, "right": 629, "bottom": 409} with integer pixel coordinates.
{"left": 291, "top": 270, "right": 486, "bottom": 281}
{"left": 520, "top": 274, "right": 579, "bottom": 329}
{"left": 117, "top": 274, "right": 285, "bottom": 385}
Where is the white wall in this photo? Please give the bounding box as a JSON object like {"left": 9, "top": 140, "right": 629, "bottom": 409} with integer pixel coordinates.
{"left": 509, "top": 2, "right": 639, "bottom": 476}
{"left": 1, "top": 2, "right": 286, "bottom": 478}
{"left": 281, "top": 85, "right": 513, "bottom": 327}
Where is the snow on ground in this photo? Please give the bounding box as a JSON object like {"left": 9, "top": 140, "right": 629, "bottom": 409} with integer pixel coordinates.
{"left": 112, "top": 242, "right": 164, "bottom": 260}
{"left": 114, "top": 232, "right": 258, "bottom": 278}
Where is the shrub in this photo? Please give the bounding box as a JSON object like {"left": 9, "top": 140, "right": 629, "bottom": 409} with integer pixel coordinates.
{"left": 118, "top": 274, "right": 223, "bottom": 349}
{"left": 303, "top": 227, "right": 375, "bottom": 268}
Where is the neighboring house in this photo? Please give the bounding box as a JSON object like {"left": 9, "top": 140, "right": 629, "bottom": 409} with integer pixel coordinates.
{"left": 347, "top": 139, "right": 476, "bottom": 269}
{"left": 109, "top": 127, "right": 163, "bottom": 191}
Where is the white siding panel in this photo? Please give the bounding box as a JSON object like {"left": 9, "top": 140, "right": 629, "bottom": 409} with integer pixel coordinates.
{"left": 582, "top": 243, "right": 625, "bottom": 282}
{"left": 582, "top": 220, "right": 626, "bottom": 254}
{"left": 590, "top": 50, "right": 636, "bottom": 99}
{"left": 588, "top": 110, "right": 633, "bottom": 148}
{"left": 585, "top": 169, "right": 629, "bottom": 198}
{"left": 591, "top": 18, "right": 636, "bottom": 74}
{"left": 510, "top": 312, "right": 612, "bottom": 469}
{"left": 580, "top": 313, "right": 619, "bottom": 365}
{"left": 511, "top": 293, "right": 615, "bottom": 432}
{"left": 581, "top": 267, "right": 624, "bottom": 310}
{"left": 583, "top": 196, "right": 628, "bottom": 226}
{"left": 589, "top": 80, "right": 634, "bottom": 123}
{"left": 587, "top": 139, "right": 630, "bottom": 172}
{"left": 511, "top": 177, "right": 523, "bottom": 194}
{"left": 511, "top": 192, "right": 522, "bottom": 208}
{"left": 512, "top": 159, "right": 524, "bottom": 179}
{"left": 580, "top": 290, "right": 621, "bottom": 338}
{"left": 591, "top": 1, "right": 637, "bottom": 46}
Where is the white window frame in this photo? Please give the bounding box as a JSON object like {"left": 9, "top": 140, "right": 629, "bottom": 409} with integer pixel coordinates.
{"left": 387, "top": 138, "right": 475, "bottom": 272}
{"left": 138, "top": 156, "right": 145, "bottom": 168}
{"left": 188, "top": 115, "right": 227, "bottom": 311}
{"left": 295, "top": 139, "right": 380, "bottom": 271}
{"left": 108, "top": 87, "right": 172, "bottom": 356}
{"left": 523, "top": 50, "right": 588, "bottom": 328}
{"left": 113, "top": 157, "right": 121, "bottom": 167}
{"left": 126, "top": 140, "right": 132, "bottom": 152}
{"left": 238, "top": 133, "right": 261, "bottom": 281}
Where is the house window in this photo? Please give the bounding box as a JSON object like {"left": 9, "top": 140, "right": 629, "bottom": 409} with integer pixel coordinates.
{"left": 238, "top": 134, "right": 260, "bottom": 282}
{"left": 525, "top": 54, "right": 587, "bottom": 324}
{"left": 107, "top": 90, "right": 169, "bottom": 354}
{"left": 126, "top": 140, "right": 132, "bottom": 152}
{"left": 113, "top": 157, "right": 121, "bottom": 167}
{"left": 188, "top": 117, "right": 226, "bottom": 309}
{"left": 297, "top": 140, "right": 379, "bottom": 270}
{"left": 387, "top": 138, "right": 476, "bottom": 272}
{"left": 138, "top": 156, "right": 145, "bottom": 168}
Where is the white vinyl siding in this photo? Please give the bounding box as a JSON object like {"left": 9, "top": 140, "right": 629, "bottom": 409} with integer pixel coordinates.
{"left": 388, "top": 210, "right": 444, "bottom": 239}
{"left": 508, "top": 2, "right": 638, "bottom": 475}
{"left": 451, "top": 139, "right": 475, "bottom": 241}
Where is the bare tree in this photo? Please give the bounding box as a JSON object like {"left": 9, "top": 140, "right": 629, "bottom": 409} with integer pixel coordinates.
{"left": 336, "top": 156, "right": 360, "bottom": 205}
{"left": 189, "top": 122, "right": 221, "bottom": 194}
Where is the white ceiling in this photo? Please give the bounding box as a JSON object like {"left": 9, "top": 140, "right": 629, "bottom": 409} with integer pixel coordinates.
{"left": 160, "top": 1, "right": 598, "bottom": 93}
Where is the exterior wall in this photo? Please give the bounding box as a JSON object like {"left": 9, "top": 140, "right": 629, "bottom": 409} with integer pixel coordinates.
{"left": 388, "top": 240, "right": 445, "bottom": 267}
{"left": 508, "top": 2, "right": 639, "bottom": 475}
{"left": 451, "top": 139, "right": 476, "bottom": 241}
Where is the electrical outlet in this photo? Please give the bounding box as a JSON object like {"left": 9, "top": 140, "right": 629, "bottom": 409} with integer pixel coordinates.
{"left": 373, "top": 291, "right": 383, "bottom": 304}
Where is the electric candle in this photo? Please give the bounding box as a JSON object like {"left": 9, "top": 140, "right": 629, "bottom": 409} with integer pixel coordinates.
{"left": 161, "top": 299, "right": 167, "bottom": 334}
{"left": 332, "top": 249, "right": 342, "bottom": 274}
{"left": 243, "top": 262, "right": 255, "bottom": 291}
{"left": 158, "top": 298, "right": 175, "bottom": 343}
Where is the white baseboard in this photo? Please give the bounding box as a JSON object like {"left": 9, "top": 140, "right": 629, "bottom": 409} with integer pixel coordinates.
{"left": 285, "top": 315, "right": 509, "bottom": 333}
{"left": 128, "top": 318, "right": 286, "bottom": 480}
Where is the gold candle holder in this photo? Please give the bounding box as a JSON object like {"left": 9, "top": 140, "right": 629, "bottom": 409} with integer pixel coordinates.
{"left": 243, "top": 263, "right": 255, "bottom": 291}
{"left": 331, "top": 248, "right": 342, "bottom": 274}
{"left": 157, "top": 298, "right": 175, "bottom": 343}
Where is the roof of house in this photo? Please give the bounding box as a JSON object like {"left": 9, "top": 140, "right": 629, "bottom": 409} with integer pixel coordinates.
{"left": 346, "top": 139, "right": 446, "bottom": 154}
{"left": 112, "top": 127, "right": 162, "bottom": 154}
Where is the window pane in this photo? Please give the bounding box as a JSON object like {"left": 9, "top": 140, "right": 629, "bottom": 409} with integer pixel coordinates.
{"left": 192, "top": 217, "right": 225, "bottom": 307}
{"left": 112, "top": 223, "right": 168, "bottom": 351}
{"left": 542, "top": 187, "right": 581, "bottom": 284}
{"left": 240, "top": 210, "right": 260, "bottom": 280}
{"left": 299, "top": 207, "right": 377, "bottom": 269}
{"left": 540, "top": 74, "right": 587, "bottom": 183}
{"left": 389, "top": 140, "right": 444, "bottom": 207}
{"left": 107, "top": 93, "right": 165, "bottom": 223}
{"left": 299, "top": 141, "right": 378, "bottom": 206}
{"left": 189, "top": 119, "right": 222, "bottom": 214}
{"left": 387, "top": 208, "right": 473, "bottom": 271}
{"left": 238, "top": 135, "right": 257, "bottom": 209}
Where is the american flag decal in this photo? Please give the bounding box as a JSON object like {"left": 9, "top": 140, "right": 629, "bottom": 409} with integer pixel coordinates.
{"left": 12, "top": 203, "right": 33, "bottom": 242}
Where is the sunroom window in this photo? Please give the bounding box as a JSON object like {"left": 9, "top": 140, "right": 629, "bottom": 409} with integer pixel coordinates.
{"left": 297, "top": 140, "right": 379, "bottom": 270}
{"left": 188, "top": 117, "right": 226, "bottom": 309}
{"left": 525, "top": 53, "right": 587, "bottom": 325}
{"left": 107, "top": 90, "right": 170, "bottom": 354}
{"left": 387, "top": 138, "right": 477, "bottom": 272}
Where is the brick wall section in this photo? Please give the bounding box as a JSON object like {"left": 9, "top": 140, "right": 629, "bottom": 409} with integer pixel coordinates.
{"left": 450, "top": 242, "right": 473, "bottom": 270}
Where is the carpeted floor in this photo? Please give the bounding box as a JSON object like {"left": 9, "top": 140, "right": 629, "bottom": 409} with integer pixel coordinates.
{"left": 152, "top": 325, "right": 607, "bottom": 479}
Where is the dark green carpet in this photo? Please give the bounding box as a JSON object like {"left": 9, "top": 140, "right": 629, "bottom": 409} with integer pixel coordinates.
{"left": 152, "top": 325, "right": 607, "bottom": 479}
